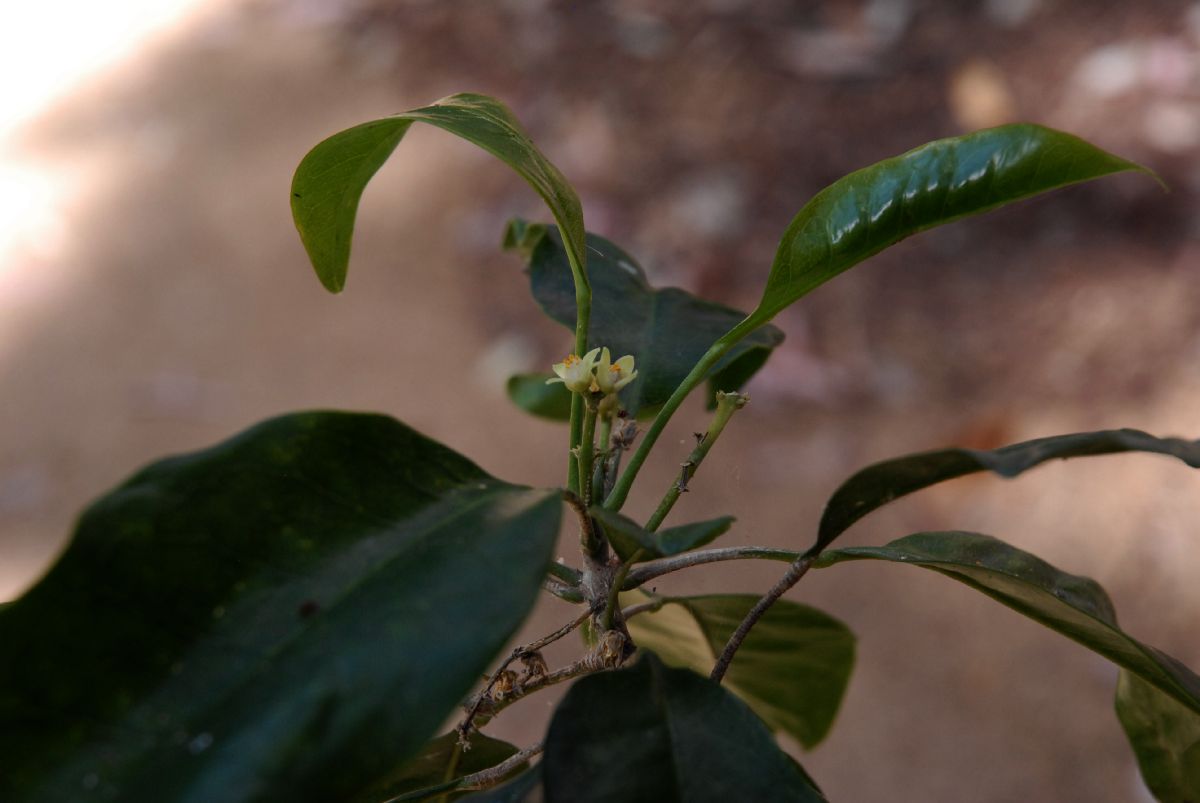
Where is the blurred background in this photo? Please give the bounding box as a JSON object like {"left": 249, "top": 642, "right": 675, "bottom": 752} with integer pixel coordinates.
{"left": 2, "top": 1, "right": 1199, "bottom": 799}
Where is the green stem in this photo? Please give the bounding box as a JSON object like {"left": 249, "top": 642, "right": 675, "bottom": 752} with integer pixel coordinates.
{"left": 604, "top": 313, "right": 767, "bottom": 511}
{"left": 597, "top": 414, "right": 613, "bottom": 457}
{"left": 564, "top": 244, "right": 591, "bottom": 495}
{"left": 578, "top": 401, "right": 599, "bottom": 505}
{"left": 566, "top": 395, "right": 584, "bottom": 495}
{"left": 568, "top": 250, "right": 591, "bottom": 358}
{"left": 644, "top": 391, "right": 748, "bottom": 532}
{"left": 594, "top": 412, "right": 614, "bottom": 492}
{"left": 604, "top": 334, "right": 736, "bottom": 512}
{"left": 577, "top": 400, "right": 603, "bottom": 561}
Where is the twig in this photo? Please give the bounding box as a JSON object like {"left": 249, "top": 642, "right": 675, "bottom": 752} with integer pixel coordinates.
{"left": 600, "top": 550, "right": 644, "bottom": 630}
{"left": 522, "top": 609, "right": 594, "bottom": 659}
{"left": 459, "top": 742, "right": 544, "bottom": 790}
{"left": 603, "top": 418, "right": 638, "bottom": 498}
{"left": 383, "top": 743, "right": 544, "bottom": 802}
{"left": 456, "top": 608, "right": 591, "bottom": 743}
{"left": 481, "top": 646, "right": 618, "bottom": 718}
{"left": 643, "top": 391, "right": 748, "bottom": 532}
{"left": 561, "top": 490, "right": 597, "bottom": 559}
{"left": 709, "top": 554, "right": 816, "bottom": 683}
{"left": 620, "top": 598, "right": 665, "bottom": 620}
{"left": 623, "top": 546, "right": 797, "bottom": 588}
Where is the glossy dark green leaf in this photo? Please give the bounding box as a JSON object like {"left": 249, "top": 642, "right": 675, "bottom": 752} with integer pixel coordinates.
{"left": 817, "top": 532, "right": 1200, "bottom": 716}
{"left": 624, "top": 594, "right": 854, "bottom": 749}
{"left": 812, "top": 429, "right": 1200, "bottom": 556}
{"left": 505, "top": 373, "right": 574, "bottom": 421}
{"left": 0, "top": 412, "right": 561, "bottom": 803}
{"left": 1116, "top": 670, "right": 1200, "bottom": 802}
{"left": 355, "top": 732, "right": 520, "bottom": 803}
{"left": 292, "top": 93, "right": 585, "bottom": 293}
{"left": 508, "top": 222, "right": 784, "bottom": 416}
{"left": 590, "top": 507, "right": 734, "bottom": 562}
{"left": 459, "top": 766, "right": 542, "bottom": 802}
{"left": 543, "top": 653, "right": 826, "bottom": 802}
{"left": 735, "top": 124, "right": 1154, "bottom": 335}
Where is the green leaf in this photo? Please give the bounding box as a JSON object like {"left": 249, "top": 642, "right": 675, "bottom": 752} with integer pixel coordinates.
{"left": 817, "top": 532, "right": 1200, "bottom": 716}
{"left": 597, "top": 128, "right": 1152, "bottom": 513}
{"left": 543, "top": 653, "right": 826, "bottom": 802}
{"left": 588, "top": 508, "right": 654, "bottom": 560}
{"left": 292, "top": 93, "right": 584, "bottom": 293}
{"left": 1116, "top": 671, "right": 1200, "bottom": 802}
{"left": 657, "top": 518, "right": 735, "bottom": 556}
{"left": 739, "top": 124, "right": 1155, "bottom": 333}
{"left": 508, "top": 222, "right": 784, "bottom": 416}
{"left": 505, "top": 373, "right": 574, "bottom": 421}
{"left": 812, "top": 428, "right": 1200, "bottom": 555}
{"left": 354, "top": 732, "right": 521, "bottom": 803}
{"left": 0, "top": 412, "right": 562, "bottom": 803}
{"left": 624, "top": 594, "right": 855, "bottom": 749}
{"left": 590, "top": 508, "right": 734, "bottom": 562}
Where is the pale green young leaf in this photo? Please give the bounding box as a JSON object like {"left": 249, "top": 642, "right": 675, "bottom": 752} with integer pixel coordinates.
{"left": 624, "top": 594, "right": 855, "bottom": 749}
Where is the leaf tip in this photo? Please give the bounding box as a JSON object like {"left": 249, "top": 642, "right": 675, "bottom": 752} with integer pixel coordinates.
{"left": 1137, "top": 164, "right": 1170, "bottom": 193}
{"left": 319, "top": 272, "right": 346, "bottom": 294}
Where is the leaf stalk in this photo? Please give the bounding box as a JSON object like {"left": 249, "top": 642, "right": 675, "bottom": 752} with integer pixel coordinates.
{"left": 710, "top": 554, "right": 816, "bottom": 683}
{"left": 623, "top": 545, "right": 798, "bottom": 588}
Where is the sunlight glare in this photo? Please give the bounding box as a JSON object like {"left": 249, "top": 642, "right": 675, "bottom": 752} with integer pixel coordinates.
{"left": 0, "top": 1, "right": 214, "bottom": 278}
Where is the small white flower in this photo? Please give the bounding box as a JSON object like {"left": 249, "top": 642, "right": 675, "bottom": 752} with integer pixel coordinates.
{"left": 547, "top": 347, "right": 602, "bottom": 393}
{"left": 593, "top": 348, "right": 638, "bottom": 395}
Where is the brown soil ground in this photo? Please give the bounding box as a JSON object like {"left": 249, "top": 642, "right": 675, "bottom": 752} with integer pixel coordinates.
{"left": 3, "top": 1, "right": 1199, "bottom": 800}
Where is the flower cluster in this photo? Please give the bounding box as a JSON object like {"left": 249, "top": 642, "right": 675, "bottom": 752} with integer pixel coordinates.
{"left": 547, "top": 347, "right": 638, "bottom": 398}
